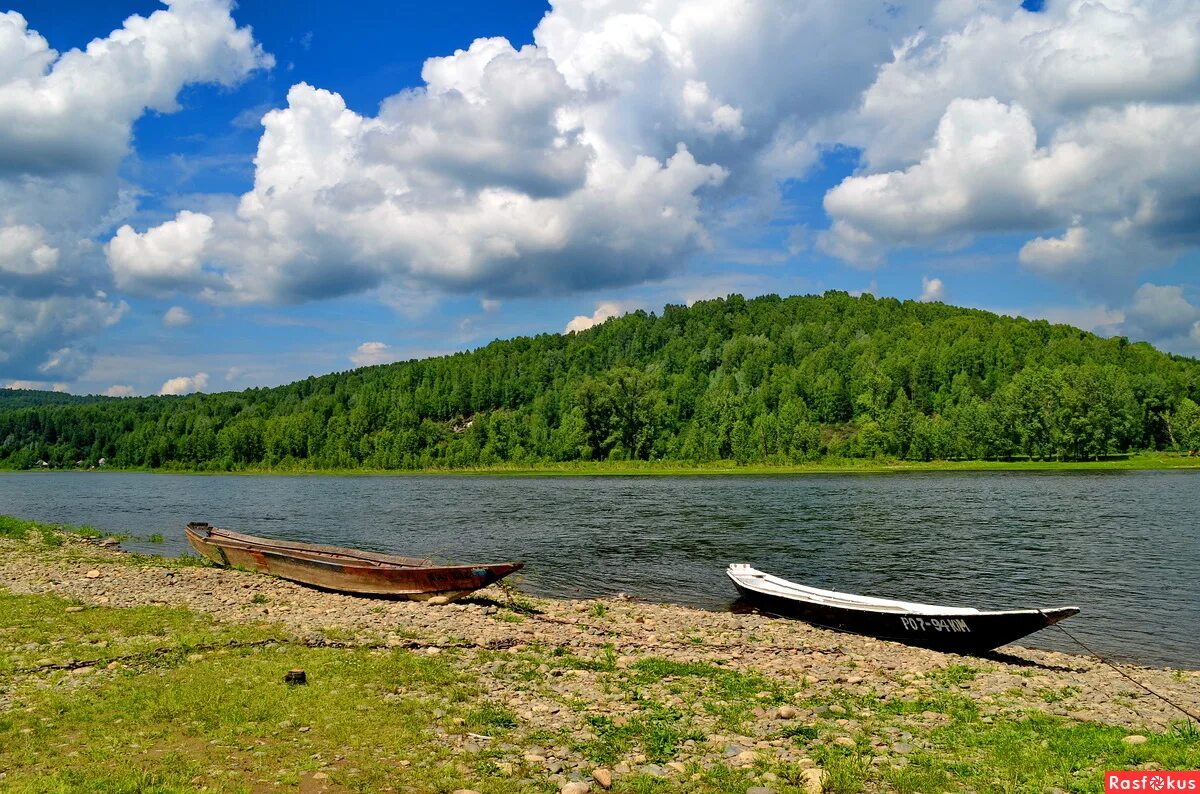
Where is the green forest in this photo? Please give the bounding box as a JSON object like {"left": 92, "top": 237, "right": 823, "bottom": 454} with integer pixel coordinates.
{"left": 4, "top": 292, "right": 1200, "bottom": 471}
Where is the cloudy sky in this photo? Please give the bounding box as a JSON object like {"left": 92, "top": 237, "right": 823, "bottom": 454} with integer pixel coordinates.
{"left": 2, "top": 0, "right": 1198, "bottom": 396}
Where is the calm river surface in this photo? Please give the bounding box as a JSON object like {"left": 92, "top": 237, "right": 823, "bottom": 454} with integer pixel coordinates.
{"left": 2, "top": 470, "right": 1197, "bottom": 668}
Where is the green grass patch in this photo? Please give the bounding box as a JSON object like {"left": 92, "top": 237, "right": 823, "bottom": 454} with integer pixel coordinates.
{"left": 465, "top": 702, "right": 518, "bottom": 733}
{"left": 0, "top": 591, "right": 550, "bottom": 793}
{"left": 580, "top": 702, "right": 706, "bottom": 765}
{"left": 884, "top": 712, "right": 1200, "bottom": 793}
{"left": 631, "top": 657, "right": 790, "bottom": 730}
{"left": 0, "top": 590, "right": 288, "bottom": 675}
{"left": 0, "top": 514, "right": 128, "bottom": 544}
{"left": 927, "top": 663, "right": 978, "bottom": 686}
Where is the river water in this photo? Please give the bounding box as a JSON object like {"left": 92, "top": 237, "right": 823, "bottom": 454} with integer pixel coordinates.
{"left": 2, "top": 470, "right": 1196, "bottom": 668}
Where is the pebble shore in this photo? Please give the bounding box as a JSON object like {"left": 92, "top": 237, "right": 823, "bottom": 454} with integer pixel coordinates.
{"left": 2, "top": 534, "right": 1197, "bottom": 793}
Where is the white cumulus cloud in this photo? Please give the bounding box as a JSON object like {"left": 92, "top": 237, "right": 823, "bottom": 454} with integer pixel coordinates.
{"left": 823, "top": 0, "right": 1200, "bottom": 298}
{"left": 108, "top": 211, "right": 216, "bottom": 295}
{"left": 162, "top": 306, "right": 193, "bottom": 327}
{"left": 159, "top": 372, "right": 209, "bottom": 396}
{"left": 350, "top": 342, "right": 400, "bottom": 367}
{"left": 114, "top": 1, "right": 947, "bottom": 305}
{"left": 1121, "top": 283, "right": 1200, "bottom": 348}
{"left": 0, "top": 1, "right": 269, "bottom": 382}
{"left": 565, "top": 301, "right": 625, "bottom": 333}
{"left": 104, "top": 384, "right": 135, "bottom": 397}
{"left": 919, "top": 276, "right": 944, "bottom": 303}
{"left": 4, "top": 380, "right": 67, "bottom": 392}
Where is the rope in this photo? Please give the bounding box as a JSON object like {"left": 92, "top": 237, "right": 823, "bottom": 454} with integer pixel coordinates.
{"left": 1043, "top": 613, "right": 1200, "bottom": 724}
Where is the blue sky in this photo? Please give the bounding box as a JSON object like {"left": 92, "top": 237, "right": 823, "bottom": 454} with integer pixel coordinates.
{"left": 2, "top": 0, "right": 1198, "bottom": 396}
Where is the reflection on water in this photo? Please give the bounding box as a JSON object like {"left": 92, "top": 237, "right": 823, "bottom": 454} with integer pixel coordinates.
{"left": 1, "top": 470, "right": 1197, "bottom": 668}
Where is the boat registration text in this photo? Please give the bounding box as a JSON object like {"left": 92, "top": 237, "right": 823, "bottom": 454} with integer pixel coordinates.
{"left": 899, "top": 616, "right": 971, "bottom": 633}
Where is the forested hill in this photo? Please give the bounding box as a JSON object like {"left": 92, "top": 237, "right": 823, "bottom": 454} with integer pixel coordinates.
{"left": 0, "top": 390, "right": 111, "bottom": 410}
{"left": 5, "top": 291, "right": 1200, "bottom": 470}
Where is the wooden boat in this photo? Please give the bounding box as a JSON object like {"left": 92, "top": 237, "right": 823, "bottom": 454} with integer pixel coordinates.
{"left": 726, "top": 564, "right": 1079, "bottom": 654}
{"left": 185, "top": 522, "right": 522, "bottom": 601}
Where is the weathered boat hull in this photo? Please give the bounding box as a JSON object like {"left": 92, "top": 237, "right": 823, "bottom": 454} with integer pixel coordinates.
{"left": 186, "top": 522, "right": 522, "bottom": 600}
{"left": 728, "top": 567, "right": 1079, "bottom": 654}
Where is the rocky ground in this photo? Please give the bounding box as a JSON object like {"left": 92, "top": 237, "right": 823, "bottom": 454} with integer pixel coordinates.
{"left": 2, "top": 529, "right": 1198, "bottom": 793}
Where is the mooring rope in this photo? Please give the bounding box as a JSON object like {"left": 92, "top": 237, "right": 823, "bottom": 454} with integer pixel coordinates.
{"left": 1042, "top": 613, "right": 1200, "bottom": 724}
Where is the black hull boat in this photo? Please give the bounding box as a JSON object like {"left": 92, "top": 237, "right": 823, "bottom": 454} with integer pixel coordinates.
{"left": 727, "top": 564, "right": 1079, "bottom": 654}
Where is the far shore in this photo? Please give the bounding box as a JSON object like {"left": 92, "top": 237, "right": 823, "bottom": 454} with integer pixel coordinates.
{"left": 6, "top": 451, "right": 1200, "bottom": 477}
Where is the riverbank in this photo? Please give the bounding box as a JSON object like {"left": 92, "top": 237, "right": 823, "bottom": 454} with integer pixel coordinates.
{"left": 1, "top": 518, "right": 1197, "bottom": 793}
{"left": 7, "top": 451, "right": 1200, "bottom": 477}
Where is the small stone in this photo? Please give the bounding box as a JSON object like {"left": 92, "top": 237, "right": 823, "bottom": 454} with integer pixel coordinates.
{"left": 523, "top": 753, "right": 546, "bottom": 764}
{"left": 777, "top": 705, "right": 798, "bottom": 719}
{"left": 746, "top": 788, "right": 776, "bottom": 794}
{"left": 892, "top": 743, "right": 913, "bottom": 755}
{"left": 71, "top": 666, "right": 94, "bottom": 676}
{"left": 425, "top": 647, "right": 442, "bottom": 656}
{"left": 828, "top": 704, "right": 847, "bottom": 715}
{"left": 283, "top": 669, "right": 307, "bottom": 685}
{"left": 561, "top": 783, "right": 590, "bottom": 794}
{"left": 592, "top": 768, "right": 613, "bottom": 789}
{"left": 311, "top": 772, "right": 329, "bottom": 781}
{"left": 427, "top": 596, "right": 451, "bottom": 605}
{"left": 1123, "top": 735, "right": 1148, "bottom": 745}
{"left": 802, "top": 768, "right": 823, "bottom": 794}
{"left": 833, "top": 737, "right": 856, "bottom": 748}
{"left": 666, "top": 761, "right": 686, "bottom": 774}
{"left": 85, "top": 570, "right": 101, "bottom": 579}
{"left": 65, "top": 606, "right": 85, "bottom": 613}
{"left": 450, "top": 790, "right": 481, "bottom": 794}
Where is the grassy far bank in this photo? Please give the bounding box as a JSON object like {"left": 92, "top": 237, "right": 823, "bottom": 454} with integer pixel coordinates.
{"left": 2, "top": 516, "right": 1199, "bottom": 793}
{"left": 6, "top": 451, "right": 1200, "bottom": 477}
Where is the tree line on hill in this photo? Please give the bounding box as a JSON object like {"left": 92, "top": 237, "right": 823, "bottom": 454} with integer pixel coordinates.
{"left": 3, "top": 292, "right": 1200, "bottom": 470}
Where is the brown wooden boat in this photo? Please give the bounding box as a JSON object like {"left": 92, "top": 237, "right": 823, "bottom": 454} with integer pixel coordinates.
{"left": 185, "top": 522, "right": 523, "bottom": 600}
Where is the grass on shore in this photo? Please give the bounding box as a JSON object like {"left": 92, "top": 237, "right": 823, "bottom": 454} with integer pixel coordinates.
{"left": 2, "top": 521, "right": 1199, "bottom": 792}
{"left": 0, "top": 515, "right": 198, "bottom": 556}
{"left": 2, "top": 590, "right": 1199, "bottom": 792}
